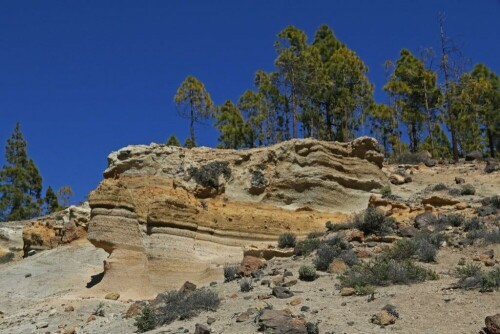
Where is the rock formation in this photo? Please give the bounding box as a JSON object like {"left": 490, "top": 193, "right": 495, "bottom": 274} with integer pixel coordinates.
{"left": 87, "top": 137, "right": 387, "bottom": 298}
{"left": 22, "top": 203, "right": 91, "bottom": 256}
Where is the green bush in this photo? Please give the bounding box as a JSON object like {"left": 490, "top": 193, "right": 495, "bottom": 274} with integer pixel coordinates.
{"left": 325, "top": 221, "right": 353, "bottom": 232}
{"left": 340, "top": 258, "right": 438, "bottom": 288}
{"left": 307, "top": 231, "right": 324, "bottom": 239}
{"left": 353, "top": 207, "right": 393, "bottom": 236}
{"left": 298, "top": 264, "right": 317, "bottom": 281}
{"left": 135, "top": 305, "right": 157, "bottom": 333}
{"left": 223, "top": 264, "right": 239, "bottom": 282}
{"left": 294, "top": 238, "right": 320, "bottom": 256}
{"left": 438, "top": 214, "right": 465, "bottom": 227}
{"left": 433, "top": 183, "right": 448, "bottom": 191}
{"left": 155, "top": 289, "right": 220, "bottom": 326}
{"left": 453, "top": 263, "right": 500, "bottom": 291}
{"left": 384, "top": 238, "right": 438, "bottom": 263}
{"left": 460, "top": 184, "right": 476, "bottom": 195}
{"left": 380, "top": 185, "right": 392, "bottom": 197}
{"left": 278, "top": 232, "right": 297, "bottom": 248}
{"left": 240, "top": 278, "right": 253, "bottom": 292}
{"left": 314, "top": 237, "right": 356, "bottom": 271}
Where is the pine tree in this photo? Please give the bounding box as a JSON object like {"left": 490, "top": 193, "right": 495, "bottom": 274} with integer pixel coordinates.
{"left": 384, "top": 49, "right": 440, "bottom": 153}
{"left": 368, "top": 104, "right": 394, "bottom": 156}
{"left": 328, "top": 46, "right": 374, "bottom": 142}
{"left": 57, "top": 186, "right": 74, "bottom": 208}
{"left": 0, "top": 123, "right": 43, "bottom": 221}
{"left": 238, "top": 90, "right": 265, "bottom": 147}
{"left": 44, "top": 186, "right": 61, "bottom": 214}
{"left": 470, "top": 64, "right": 500, "bottom": 158}
{"left": 216, "top": 100, "right": 246, "bottom": 149}
{"left": 166, "top": 135, "right": 181, "bottom": 147}
{"left": 274, "top": 25, "right": 308, "bottom": 139}
{"left": 174, "top": 76, "right": 214, "bottom": 147}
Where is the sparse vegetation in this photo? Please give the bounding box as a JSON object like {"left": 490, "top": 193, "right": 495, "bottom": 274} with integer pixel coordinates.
{"left": 390, "top": 152, "right": 427, "bottom": 165}
{"left": 307, "top": 231, "right": 324, "bottom": 239}
{"left": 325, "top": 221, "right": 353, "bottom": 232}
{"left": 135, "top": 305, "right": 157, "bottom": 333}
{"left": 460, "top": 184, "right": 476, "bottom": 195}
{"left": 433, "top": 183, "right": 448, "bottom": 191}
{"left": 294, "top": 238, "right": 321, "bottom": 256}
{"left": 223, "top": 264, "right": 239, "bottom": 282}
{"left": 380, "top": 185, "right": 392, "bottom": 197}
{"left": 384, "top": 237, "right": 438, "bottom": 263}
{"left": 314, "top": 236, "right": 357, "bottom": 271}
{"left": 454, "top": 263, "right": 500, "bottom": 291}
{"left": 240, "top": 278, "right": 253, "bottom": 292}
{"left": 353, "top": 207, "right": 394, "bottom": 236}
{"left": 298, "top": 264, "right": 317, "bottom": 281}
{"left": 92, "top": 302, "right": 105, "bottom": 317}
{"left": 154, "top": 289, "right": 220, "bottom": 326}
{"left": 438, "top": 214, "right": 465, "bottom": 227}
{"left": 188, "top": 161, "right": 231, "bottom": 188}
{"left": 278, "top": 232, "right": 297, "bottom": 248}
{"left": 340, "top": 258, "right": 438, "bottom": 289}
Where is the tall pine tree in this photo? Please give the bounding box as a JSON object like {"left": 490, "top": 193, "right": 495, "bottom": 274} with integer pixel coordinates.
{"left": 0, "top": 123, "right": 43, "bottom": 221}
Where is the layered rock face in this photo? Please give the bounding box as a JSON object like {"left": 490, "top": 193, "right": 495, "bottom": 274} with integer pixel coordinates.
{"left": 88, "top": 137, "right": 387, "bottom": 298}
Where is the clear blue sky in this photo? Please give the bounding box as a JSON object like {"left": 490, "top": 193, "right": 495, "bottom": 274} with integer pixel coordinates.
{"left": 1, "top": 0, "right": 499, "bottom": 204}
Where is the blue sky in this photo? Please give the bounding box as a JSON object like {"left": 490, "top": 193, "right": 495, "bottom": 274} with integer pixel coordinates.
{"left": 1, "top": 0, "right": 499, "bottom": 204}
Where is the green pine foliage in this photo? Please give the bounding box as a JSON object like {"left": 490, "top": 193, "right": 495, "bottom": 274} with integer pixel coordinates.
{"left": 174, "top": 76, "right": 214, "bottom": 147}
{"left": 215, "top": 100, "right": 246, "bottom": 149}
{"left": 0, "top": 123, "right": 43, "bottom": 221}
{"left": 44, "top": 186, "right": 61, "bottom": 214}
{"left": 166, "top": 135, "right": 181, "bottom": 146}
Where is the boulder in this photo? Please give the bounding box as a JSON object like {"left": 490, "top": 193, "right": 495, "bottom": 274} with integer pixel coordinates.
{"left": 485, "top": 314, "right": 500, "bottom": 334}
{"left": 179, "top": 281, "right": 197, "bottom": 293}
{"left": 485, "top": 160, "right": 500, "bottom": 173}
{"left": 371, "top": 310, "right": 397, "bottom": 326}
{"left": 389, "top": 174, "right": 405, "bottom": 185}
{"left": 465, "top": 151, "right": 482, "bottom": 161}
{"left": 258, "top": 309, "right": 307, "bottom": 334}
{"left": 422, "top": 196, "right": 460, "bottom": 207}
{"left": 104, "top": 292, "right": 120, "bottom": 300}
{"left": 425, "top": 159, "right": 437, "bottom": 167}
{"left": 194, "top": 323, "right": 211, "bottom": 334}
{"left": 272, "top": 286, "right": 294, "bottom": 299}
{"left": 239, "top": 256, "right": 265, "bottom": 277}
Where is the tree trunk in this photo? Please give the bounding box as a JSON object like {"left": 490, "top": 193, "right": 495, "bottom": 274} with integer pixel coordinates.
{"left": 487, "top": 128, "right": 496, "bottom": 158}
{"left": 190, "top": 102, "right": 195, "bottom": 147}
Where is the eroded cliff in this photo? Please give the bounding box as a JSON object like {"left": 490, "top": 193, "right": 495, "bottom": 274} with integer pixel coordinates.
{"left": 87, "top": 137, "right": 387, "bottom": 298}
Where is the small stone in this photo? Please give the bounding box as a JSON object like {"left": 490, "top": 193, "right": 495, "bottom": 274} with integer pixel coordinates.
{"left": 236, "top": 312, "right": 250, "bottom": 322}
{"left": 179, "top": 281, "right": 197, "bottom": 293}
{"left": 371, "top": 310, "right": 397, "bottom": 326}
{"left": 485, "top": 314, "right": 500, "bottom": 334}
{"left": 25, "top": 273, "right": 32, "bottom": 278}
{"left": 340, "top": 288, "right": 355, "bottom": 296}
{"left": 64, "top": 305, "right": 74, "bottom": 312}
{"left": 36, "top": 322, "right": 49, "bottom": 329}
{"left": 300, "top": 306, "right": 310, "bottom": 312}
{"left": 289, "top": 298, "right": 302, "bottom": 306}
{"left": 207, "top": 317, "right": 216, "bottom": 325}
{"left": 282, "top": 279, "right": 297, "bottom": 288}
{"left": 104, "top": 292, "right": 120, "bottom": 300}
{"left": 258, "top": 294, "right": 272, "bottom": 300}
{"left": 455, "top": 177, "right": 465, "bottom": 184}
{"left": 272, "top": 286, "right": 294, "bottom": 299}
{"left": 194, "top": 323, "right": 211, "bottom": 334}
{"left": 87, "top": 315, "right": 96, "bottom": 323}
